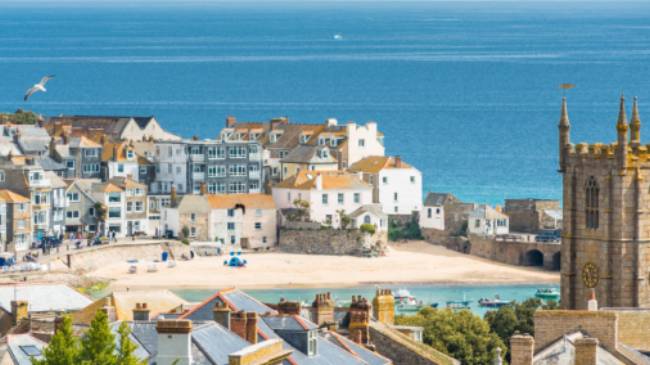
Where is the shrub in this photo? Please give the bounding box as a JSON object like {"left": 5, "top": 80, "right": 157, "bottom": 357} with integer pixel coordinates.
{"left": 360, "top": 224, "right": 376, "bottom": 235}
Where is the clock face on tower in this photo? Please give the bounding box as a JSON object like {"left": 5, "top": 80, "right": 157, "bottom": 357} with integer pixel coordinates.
{"left": 582, "top": 262, "right": 600, "bottom": 289}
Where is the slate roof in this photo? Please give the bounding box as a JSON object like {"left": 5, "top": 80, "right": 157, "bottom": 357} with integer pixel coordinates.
{"left": 423, "top": 192, "right": 458, "bottom": 207}
{"left": 179, "top": 289, "right": 390, "bottom": 365}
{"left": 469, "top": 205, "right": 508, "bottom": 220}
{"left": 532, "top": 331, "right": 645, "bottom": 365}
{"left": 1, "top": 334, "right": 46, "bottom": 365}
{"left": 206, "top": 194, "right": 276, "bottom": 210}
{"left": 35, "top": 156, "right": 65, "bottom": 172}
{"left": 349, "top": 204, "right": 385, "bottom": 219}
{"left": 0, "top": 284, "right": 91, "bottom": 314}
{"left": 280, "top": 145, "right": 337, "bottom": 164}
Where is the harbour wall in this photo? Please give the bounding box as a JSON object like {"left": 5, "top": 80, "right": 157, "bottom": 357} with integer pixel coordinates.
{"left": 278, "top": 227, "right": 387, "bottom": 257}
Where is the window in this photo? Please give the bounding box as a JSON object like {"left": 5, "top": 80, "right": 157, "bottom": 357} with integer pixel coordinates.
{"left": 436, "top": 208, "right": 441, "bottom": 214}
{"left": 382, "top": 177, "right": 388, "bottom": 184}
{"left": 126, "top": 150, "right": 134, "bottom": 159}
{"left": 228, "top": 146, "right": 247, "bottom": 159}
{"left": 325, "top": 215, "right": 332, "bottom": 225}
{"left": 190, "top": 227, "right": 197, "bottom": 237}
{"left": 190, "top": 146, "right": 201, "bottom": 155}
{"left": 358, "top": 139, "right": 365, "bottom": 147}
{"left": 427, "top": 208, "right": 432, "bottom": 218}
{"left": 338, "top": 193, "right": 344, "bottom": 204}
{"left": 167, "top": 164, "right": 172, "bottom": 174}
{"left": 586, "top": 176, "right": 599, "bottom": 229}
{"left": 249, "top": 145, "right": 258, "bottom": 154}
{"left": 89, "top": 207, "right": 95, "bottom": 216}
{"left": 255, "top": 209, "right": 262, "bottom": 217}
{"left": 308, "top": 330, "right": 317, "bottom": 356}
{"left": 17, "top": 203, "right": 26, "bottom": 212}
{"left": 229, "top": 182, "right": 246, "bottom": 193}
{"left": 191, "top": 213, "right": 196, "bottom": 222}
{"left": 117, "top": 164, "right": 124, "bottom": 173}
{"left": 32, "top": 192, "right": 47, "bottom": 205}
{"left": 216, "top": 147, "right": 225, "bottom": 159}
{"left": 249, "top": 181, "right": 259, "bottom": 190}
{"left": 287, "top": 192, "right": 292, "bottom": 202}
{"left": 108, "top": 193, "right": 121, "bottom": 203}
{"left": 19, "top": 345, "right": 41, "bottom": 357}
{"left": 108, "top": 207, "right": 121, "bottom": 218}
{"left": 230, "top": 235, "right": 236, "bottom": 244}
{"left": 33, "top": 211, "right": 47, "bottom": 225}
{"left": 208, "top": 166, "right": 217, "bottom": 177}
{"left": 67, "top": 192, "right": 80, "bottom": 202}
{"left": 176, "top": 166, "right": 182, "bottom": 174}
{"left": 255, "top": 222, "right": 262, "bottom": 230}
{"left": 66, "top": 211, "right": 80, "bottom": 218}
{"left": 227, "top": 222, "right": 235, "bottom": 230}
{"left": 263, "top": 236, "right": 267, "bottom": 244}
{"left": 394, "top": 206, "right": 398, "bottom": 213}
{"left": 66, "top": 160, "right": 75, "bottom": 169}
{"left": 83, "top": 164, "right": 100, "bottom": 173}
{"left": 29, "top": 171, "right": 42, "bottom": 182}
{"left": 394, "top": 192, "right": 398, "bottom": 202}
{"left": 217, "top": 183, "right": 226, "bottom": 193}
{"left": 475, "top": 219, "right": 480, "bottom": 228}
{"left": 139, "top": 166, "right": 147, "bottom": 175}
{"left": 83, "top": 148, "right": 98, "bottom": 157}
{"left": 228, "top": 209, "right": 235, "bottom": 217}
{"left": 354, "top": 193, "right": 360, "bottom": 204}
{"left": 0, "top": 170, "right": 4, "bottom": 182}
{"left": 127, "top": 202, "right": 133, "bottom": 212}
{"left": 207, "top": 147, "right": 217, "bottom": 159}
{"left": 208, "top": 183, "right": 217, "bottom": 194}
{"left": 135, "top": 201, "right": 143, "bottom": 212}
{"left": 322, "top": 194, "right": 328, "bottom": 205}
{"left": 410, "top": 176, "right": 416, "bottom": 183}
{"left": 228, "top": 164, "right": 247, "bottom": 176}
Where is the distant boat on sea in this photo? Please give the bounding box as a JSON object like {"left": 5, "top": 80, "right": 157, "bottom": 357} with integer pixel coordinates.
{"left": 333, "top": 34, "right": 343, "bottom": 40}
{"left": 393, "top": 288, "right": 423, "bottom": 312}
{"left": 535, "top": 288, "right": 560, "bottom": 301}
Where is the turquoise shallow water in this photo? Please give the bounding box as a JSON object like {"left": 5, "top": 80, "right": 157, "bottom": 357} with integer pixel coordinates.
{"left": 174, "top": 283, "right": 560, "bottom": 317}
{"left": 3, "top": 2, "right": 650, "bottom": 204}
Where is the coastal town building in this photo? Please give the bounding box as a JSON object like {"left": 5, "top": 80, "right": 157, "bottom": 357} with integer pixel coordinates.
{"left": 504, "top": 198, "right": 561, "bottom": 233}
{"left": 64, "top": 179, "right": 127, "bottom": 237}
{"left": 45, "top": 115, "right": 180, "bottom": 142}
{"left": 349, "top": 204, "right": 387, "bottom": 232}
{"left": 184, "top": 138, "right": 264, "bottom": 195}
{"left": 52, "top": 136, "right": 103, "bottom": 179}
{"left": 45, "top": 171, "right": 66, "bottom": 238}
{"left": 151, "top": 140, "right": 188, "bottom": 195}
{"left": 111, "top": 177, "right": 148, "bottom": 236}
{"left": 223, "top": 117, "right": 385, "bottom": 184}
{"left": 101, "top": 141, "right": 148, "bottom": 183}
{"left": 348, "top": 156, "right": 422, "bottom": 216}
{"left": 0, "top": 157, "right": 52, "bottom": 242}
{"left": 280, "top": 144, "right": 338, "bottom": 180}
{"left": 420, "top": 193, "right": 446, "bottom": 231}
{"left": 467, "top": 205, "right": 509, "bottom": 237}
{"left": 0, "top": 124, "right": 50, "bottom": 158}
{"left": 272, "top": 170, "right": 373, "bottom": 228}
{"left": 559, "top": 96, "right": 650, "bottom": 309}
{"left": 0, "top": 190, "right": 31, "bottom": 253}
{"left": 162, "top": 193, "right": 277, "bottom": 248}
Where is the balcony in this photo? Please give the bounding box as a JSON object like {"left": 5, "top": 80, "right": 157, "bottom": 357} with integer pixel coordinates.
{"left": 248, "top": 152, "right": 262, "bottom": 161}
{"left": 248, "top": 170, "right": 261, "bottom": 179}
{"left": 192, "top": 172, "right": 206, "bottom": 181}
{"left": 190, "top": 154, "right": 205, "bottom": 162}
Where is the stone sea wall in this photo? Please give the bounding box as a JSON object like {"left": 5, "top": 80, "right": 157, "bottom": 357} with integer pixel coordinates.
{"left": 278, "top": 228, "right": 387, "bottom": 257}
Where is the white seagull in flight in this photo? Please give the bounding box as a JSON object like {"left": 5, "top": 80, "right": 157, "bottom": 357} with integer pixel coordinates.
{"left": 24, "top": 75, "right": 55, "bottom": 101}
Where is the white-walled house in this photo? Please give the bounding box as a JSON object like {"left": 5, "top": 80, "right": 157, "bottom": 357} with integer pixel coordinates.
{"left": 468, "top": 205, "right": 509, "bottom": 237}
{"left": 343, "top": 122, "right": 385, "bottom": 167}
{"left": 272, "top": 170, "right": 373, "bottom": 228}
{"left": 152, "top": 141, "right": 188, "bottom": 194}
{"left": 420, "top": 193, "right": 447, "bottom": 231}
{"left": 349, "top": 204, "right": 387, "bottom": 232}
{"left": 348, "top": 156, "right": 422, "bottom": 216}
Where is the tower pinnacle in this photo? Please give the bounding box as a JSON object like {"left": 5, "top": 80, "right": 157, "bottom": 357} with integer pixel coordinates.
{"left": 617, "top": 95, "right": 628, "bottom": 132}
{"left": 559, "top": 96, "right": 570, "bottom": 128}
{"left": 631, "top": 96, "right": 641, "bottom": 146}
{"left": 617, "top": 95, "right": 628, "bottom": 170}
{"left": 558, "top": 97, "right": 571, "bottom": 173}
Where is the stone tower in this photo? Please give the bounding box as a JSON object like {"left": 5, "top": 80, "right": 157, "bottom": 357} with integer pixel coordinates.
{"left": 560, "top": 95, "right": 650, "bottom": 309}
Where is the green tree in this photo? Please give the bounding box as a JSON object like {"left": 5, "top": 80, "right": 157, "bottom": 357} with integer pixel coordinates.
{"left": 115, "top": 322, "right": 146, "bottom": 365}
{"left": 79, "top": 310, "right": 117, "bottom": 365}
{"left": 94, "top": 202, "right": 107, "bottom": 236}
{"left": 396, "top": 307, "right": 504, "bottom": 365}
{"left": 32, "top": 316, "right": 80, "bottom": 365}
{"left": 485, "top": 298, "right": 557, "bottom": 361}
{"left": 337, "top": 210, "right": 352, "bottom": 229}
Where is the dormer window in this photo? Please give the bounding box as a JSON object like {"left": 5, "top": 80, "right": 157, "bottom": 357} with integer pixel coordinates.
{"left": 307, "top": 330, "right": 317, "bottom": 356}
{"left": 126, "top": 150, "right": 134, "bottom": 159}
{"left": 300, "top": 134, "right": 311, "bottom": 144}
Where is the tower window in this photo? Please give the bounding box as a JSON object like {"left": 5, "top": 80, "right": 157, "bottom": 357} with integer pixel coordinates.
{"left": 586, "top": 176, "right": 599, "bottom": 229}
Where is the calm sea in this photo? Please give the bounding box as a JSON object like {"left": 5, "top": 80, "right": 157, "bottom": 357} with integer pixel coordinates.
{"left": 175, "top": 283, "right": 560, "bottom": 317}
{"left": 2, "top": 2, "right": 650, "bottom": 204}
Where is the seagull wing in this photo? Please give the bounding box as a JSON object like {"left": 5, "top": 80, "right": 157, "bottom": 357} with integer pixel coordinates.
{"left": 24, "top": 87, "right": 37, "bottom": 101}
{"left": 39, "top": 75, "right": 55, "bottom": 86}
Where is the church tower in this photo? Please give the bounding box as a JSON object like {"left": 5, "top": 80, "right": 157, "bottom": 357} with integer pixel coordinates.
{"left": 560, "top": 96, "right": 650, "bottom": 309}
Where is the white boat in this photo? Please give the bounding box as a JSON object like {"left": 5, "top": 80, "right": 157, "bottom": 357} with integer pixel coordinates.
{"left": 394, "top": 289, "right": 423, "bottom": 312}
{"left": 333, "top": 34, "right": 343, "bottom": 40}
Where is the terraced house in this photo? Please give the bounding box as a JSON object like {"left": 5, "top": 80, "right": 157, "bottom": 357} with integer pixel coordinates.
{"left": 185, "top": 138, "right": 263, "bottom": 195}
{"left": 52, "top": 136, "right": 103, "bottom": 179}
{"left": 0, "top": 190, "right": 31, "bottom": 253}
{"left": 0, "top": 156, "right": 51, "bottom": 242}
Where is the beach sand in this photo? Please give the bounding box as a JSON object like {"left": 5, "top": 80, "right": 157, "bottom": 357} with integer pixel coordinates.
{"left": 88, "top": 241, "right": 559, "bottom": 290}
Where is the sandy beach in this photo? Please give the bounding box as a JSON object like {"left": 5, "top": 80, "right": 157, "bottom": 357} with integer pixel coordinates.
{"left": 88, "top": 241, "right": 559, "bottom": 290}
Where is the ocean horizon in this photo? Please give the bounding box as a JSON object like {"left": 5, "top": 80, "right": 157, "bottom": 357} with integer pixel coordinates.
{"left": 2, "top": 1, "right": 650, "bottom": 204}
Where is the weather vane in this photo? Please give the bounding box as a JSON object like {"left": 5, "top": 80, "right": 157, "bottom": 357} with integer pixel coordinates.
{"left": 560, "top": 83, "right": 575, "bottom": 97}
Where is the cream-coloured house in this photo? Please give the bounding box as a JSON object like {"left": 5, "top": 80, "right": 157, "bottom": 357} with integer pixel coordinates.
{"left": 348, "top": 156, "right": 422, "bottom": 216}
{"left": 272, "top": 170, "right": 372, "bottom": 228}
{"left": 420, "top": 193, "right": 447, "bottom": 231}
{"left": 161, "top": 193, "right": 277, "bottom": 250}
{"left": 468, "top": 205, "right": 509, "bottom": 237}
{"left": 280, "top": 145, "right": 338, "bottom": 180}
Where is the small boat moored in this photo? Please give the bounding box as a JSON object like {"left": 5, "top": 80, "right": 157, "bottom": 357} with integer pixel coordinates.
{"left": 446, "top": 300, "right": 471, "bottom": 310}
{"left": 478, "top": 296, "right": 512, "bottom": 308}
{"left": 393, "top": 288, "right": 423, "bottom": 312}
{"left": 535, "top": 288, "right": 560, "bottom": 301}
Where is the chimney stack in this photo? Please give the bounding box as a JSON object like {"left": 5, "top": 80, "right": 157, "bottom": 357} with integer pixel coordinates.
{"left": 277, "top": 298, "right": 301, "bottom": 316}
{"left": 170, "top": 185, "right": 177, "bottom": 207}
{"left": 133, "top": 302, "right": 150, "bottom": 321}
{"left": 156, "top": 319, "right": 193, "bottom": 365}
{"left": 200, "top": 183, "right": 207, "bottom": 195}
{"left": 394, "top": 155, "right": 401, "bottom": 168}
{"left": 372, "top": 289, "right": 395, "bottom": 325}
{"left": 213, "top": 301, "right": 231, "bottom": 330}
{"left": 226, "top": 116, "right": 237, "bottom": 128}
{"left": 312, "top": 293, "right": 335, "bottom": 326}
{"left": 587, "top": 288, "right": 598, "bottom": 311}
{"left": 510, "top": 334, "right": 534, "bottom": 365}
{"left": 575, "top": 337, "right": 598, "bottom": 365}
{"left": 348, "top": 296, "right": 371, "bottom": 345}
{"left": 231, "top": 311, "right": 258, "bottom": 344}
{"left": 101, "top": 297, "right": 117, "bottom": 322}
{"left": 11, "top": 300, "right": 28, "bottom": 326}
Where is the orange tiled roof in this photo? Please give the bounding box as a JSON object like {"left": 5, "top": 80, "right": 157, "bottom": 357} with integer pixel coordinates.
{"left": 0, "top": 189, "right": 30, "bottom": 203}
{"left": 348, "top": 156, "right": 412, "bottom": 174}
{"left": 206, "top": 194, "right": 276, "bottom": 210}
{"left": 275, "top": 170, "right": 370, "bottom": 190}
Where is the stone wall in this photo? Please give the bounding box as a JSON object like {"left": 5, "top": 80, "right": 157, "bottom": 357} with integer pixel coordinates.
{"left": 279, "top": 228, "right": 387, "bottom": 256}
{"left": 369, "top": 321, "right": 459, "bottom": 365}
{"left": 421, "top": 230, "right": 561, "bottom": 271}
{"left": 533, "top": 310, "right": 618, "bottom": 351}
{"left": 47, "top": 241, "right": 192, "bottom": 271}
{"left": 608, "top": 308, "right": 650, "bottom": 352}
